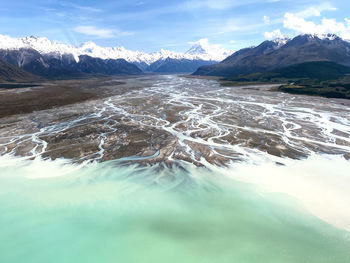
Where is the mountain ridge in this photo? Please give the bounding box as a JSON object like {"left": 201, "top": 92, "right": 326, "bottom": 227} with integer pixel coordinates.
{"left": 194, "top": 34, "right": 350, "bottom": 76}
{"left": 0, "top": 34, "right": 233, "bottom": 65}
{"left": 0, "top": 48, "right": 142, "bottom": 78}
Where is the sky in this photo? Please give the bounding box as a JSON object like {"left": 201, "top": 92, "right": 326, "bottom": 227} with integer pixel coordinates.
{"left": 0, "top": 0, "right": 349, "bottom": 52}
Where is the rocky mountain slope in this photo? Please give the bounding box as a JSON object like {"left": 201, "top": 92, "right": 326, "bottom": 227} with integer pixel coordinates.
{"left": 0, "top": 58, "right": 39, "bottom": 82}
{"left": 0, "top": 48, "right": 142, "bottom": 78}
{"left": 193, "top": 34, "right": 350, "bottom": 76}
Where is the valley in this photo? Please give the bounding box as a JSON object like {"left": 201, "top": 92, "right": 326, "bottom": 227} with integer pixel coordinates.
{"left": 1, "top": 75, "right": 349, "bottom": 165}
{"left": 2, "top": 1, "right": 350, "bottom": 262}
{"left": 1, "top": 74, "right": 350, "bottom": 263}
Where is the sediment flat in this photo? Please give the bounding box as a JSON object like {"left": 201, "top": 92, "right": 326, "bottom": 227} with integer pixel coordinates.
{"left": 0, "top": 74, "right": 349, "bottom": 165}
{"left": 0, "top": 75, "right": 153, "bottom": 119}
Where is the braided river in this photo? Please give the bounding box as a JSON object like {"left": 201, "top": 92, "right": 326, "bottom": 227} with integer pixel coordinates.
{"left": 0, "top": 75, "right": 350, "bottom": 262}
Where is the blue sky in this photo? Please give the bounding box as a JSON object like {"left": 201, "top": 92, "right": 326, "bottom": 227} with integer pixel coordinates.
{"left": 0, "top": 0, "right": 349, "bottom": 52}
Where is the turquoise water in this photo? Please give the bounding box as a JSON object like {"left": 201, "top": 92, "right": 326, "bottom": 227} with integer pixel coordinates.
{"left": 0, "top": 157, "right": 349, "bottom": 263}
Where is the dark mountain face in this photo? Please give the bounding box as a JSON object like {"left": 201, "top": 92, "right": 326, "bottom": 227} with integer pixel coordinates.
{"left": 0, "top": 58, "right": 39, "bottom": 82}
{"left": 104, "top": 58, "right": 143, "bottom": 75}
{"left": 194, "top": 34, "right": 350, "bottom": 76}
{"left": 0, "top": 48, "right": 142, "bottom": 78}
{"left": 146, "top": 58, "right": 217, "bottom": 73}
{"left": 0, "top": 49, "right": 77, "bottom": 78}
{"left": 194, "top": 40, "right": 281, "bottom": 76}
{"left": 0, "top": 48, "right": 221, "bottom": 76}
{"left": 132, "top": 61, "right": 151, "bottom": 72}
{"left": 70, "top": 55, "right": 142, "bottom": 75}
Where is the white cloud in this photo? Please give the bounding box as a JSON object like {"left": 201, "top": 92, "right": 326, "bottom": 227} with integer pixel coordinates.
{"left": 74, "top": 26, "right": 133, "bottom": 39}
{"left": 74, "top": 26, "right": 115, "bottom": 38}
{"left": 346, "top": 18, "right": 350, "bottom": 27}
{"left": 264, "top": 29, "right": 283, "bottom": 40}
{"left": 185, "top": 0, "right": 262, "bottom": 10}
{"left": 60, "top": 2, "right": 102, "bottom": 12}
{"left": 263, "top": 3, "right": 350, "bottom": 41}
{"left": 188, "top": 38, "right": 209, "bottom": 46}
{"left": 186, "top": 0, "right": 234, "bottom": 10}
{"left": 296, "top": 3, "right": 336, "bottom": 18}
{"left": 187, "top": 38, "right": 233, "bottom": 59}
{"left": 204, "top": 0, "right": 233, "bottom": 10}
{"left": 218, "top": 18, "right": 263, "bottom": 34}
{"left": 283, "top": 13, "right": 350, "bottom": 40}
{"left": 188, "top": 38, "right": 222, "bottom": 50}
{"left": 263, "top": 15, "right": 270, "bottom": 24}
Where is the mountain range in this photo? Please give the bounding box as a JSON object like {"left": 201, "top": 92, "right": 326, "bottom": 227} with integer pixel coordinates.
{"left": 0, "top": 34, "right": 232, "bottom": 77}
{"left": 2, "top": 33, "right": 350, "bottom": 82}
{"left": 193, "top": 34, "right": 350, "bottom": 77}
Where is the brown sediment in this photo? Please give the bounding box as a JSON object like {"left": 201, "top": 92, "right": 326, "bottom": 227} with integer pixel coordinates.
{"left": 0, "top": 85, "right": 96, "bottom": 118}
{"left": 0, "top": 75, "right": 151, "bottom": 119}
{"left": 0, "top": 74, "right": 349, "bottom": 166}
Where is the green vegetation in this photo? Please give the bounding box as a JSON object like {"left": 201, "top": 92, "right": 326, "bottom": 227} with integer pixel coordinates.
{"left": 278, "top": 82, "right": 350, "bottom": 100}
{"left": 0, "top": 83, "right": 40, "bottom": 89}
{"left": 275, "top": 61, "right": 350, "bottom": 80}
{"left": 278, "top": 83, "right": 350, "bottom": 99}
{"left": 221, "top": 61, "right": 350, "bottom": 100}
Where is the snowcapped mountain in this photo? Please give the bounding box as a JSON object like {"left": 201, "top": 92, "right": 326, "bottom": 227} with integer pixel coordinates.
{"left": 186, "top": 38, "right": 232, "bottom": 61}
{"left": 0, "top": 34, "right": 233, "bottom": 65}
{"left": 303, "top": 33, "right": 342, "bottom": 41}
{"left": 269, "top": 33, "right": 343, "bottom": 47}
{"left": 194, "top": 33, "right": 350, "bottom": 76}
{"left": 0, "top": 34, "right": 80, "bottom": 60}
{"left": 272, "top": 37, "right": 290, "bottom": 47}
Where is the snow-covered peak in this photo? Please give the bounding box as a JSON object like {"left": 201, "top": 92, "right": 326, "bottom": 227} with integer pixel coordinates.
{"left": 80, "top": 41, "right": 98, "bottom": 49}
{"left": 317, "top": 33, "right": 340, "bottom": 41}
{"left": 186, "top": 38, "right": 233, "bottom": 61}
{"left": 0, "top": 34, "right": 80, "bottom": 61}
{"left": 302, "top": 33, "right": 341, "bottom": 41}
{"left": 271, "top": 33, "right": 343, "bottom": 48}
{"left": 0, "top": 34, "right": 234, "bottom": 64}
{"left": 186, "top": 38, "right": 211, "bottom": 55}
{"left": 186, "top": 44, "right": 206, "bottom": 55}
{"left": 273, "top": 37, "right": 290, "bottom": 47}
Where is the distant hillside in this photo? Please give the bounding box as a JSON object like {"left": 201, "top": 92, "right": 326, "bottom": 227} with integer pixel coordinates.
{"left": 226, "top": 61, "right": 350, "bottom": 82}
{"left": 0, "top": 58, "right": 39, "bottom": 82}
{"left": 194, "top": 34, "right": 350, "bottom": 77}
{"left": 148, "top": 58, "right": 217, "bottom": 73}
{"left": 219, "top": 61, "right": 350, "bottom": 100}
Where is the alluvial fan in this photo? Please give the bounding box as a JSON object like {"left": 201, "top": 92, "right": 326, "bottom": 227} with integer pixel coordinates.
{"left": 0, "top": 75, "right": 350, "bottom": 262}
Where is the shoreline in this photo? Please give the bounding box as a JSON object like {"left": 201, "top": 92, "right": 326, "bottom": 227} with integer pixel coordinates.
{"left": 1, "top": 151, "right": 350, "bottom": 235}
{"left": 1, "top": 74, "right": 350, "bottom": 240}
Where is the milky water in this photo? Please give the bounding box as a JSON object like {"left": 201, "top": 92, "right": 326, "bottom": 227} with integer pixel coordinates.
{"left": 0, "top": 75, "right": 350, "bottom": 262}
